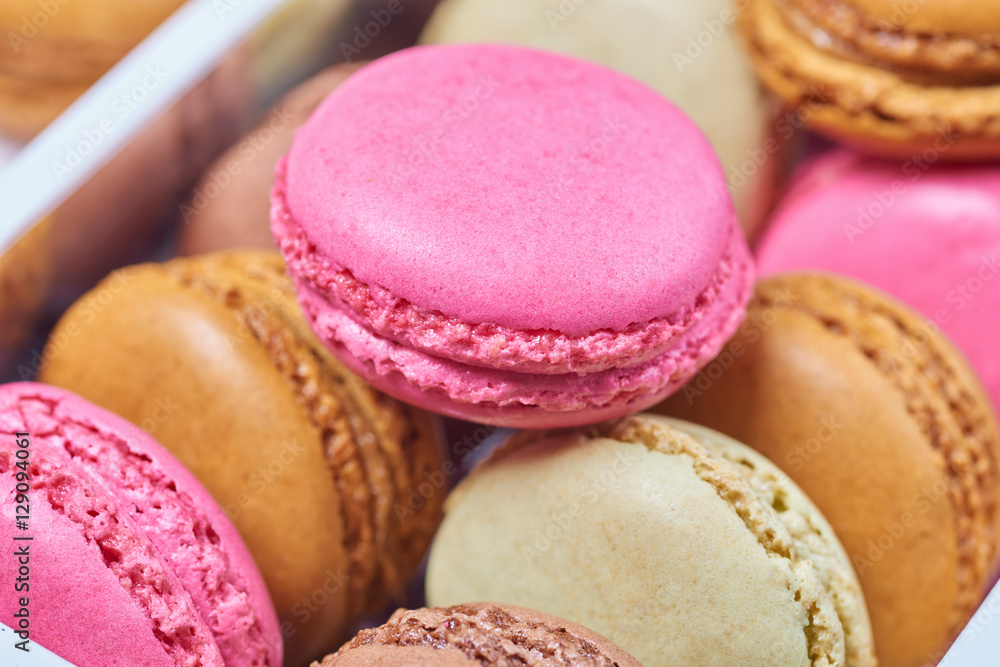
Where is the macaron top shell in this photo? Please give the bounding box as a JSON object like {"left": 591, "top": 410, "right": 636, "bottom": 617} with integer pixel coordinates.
{"left": 320, "top": 603, "right": 643, "bottom": 666}
{"left": 283, "top": 44, "right": 736, "bottom": 335}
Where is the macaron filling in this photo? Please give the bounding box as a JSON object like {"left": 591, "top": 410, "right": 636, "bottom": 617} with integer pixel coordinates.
{"left": 1, "top": 390, "right": 275, "bottom": 667}
{"left": 287, "top": 241, "right": 750, "bottom": 414}
{"left": 780, "top": 0, "right": 1000, "bottom": 75}
{"left": 777, "top": 0, "right": 1000, "bottom": 85}
{"left": 272, "top": 162, "right": 741, "bottom": 376}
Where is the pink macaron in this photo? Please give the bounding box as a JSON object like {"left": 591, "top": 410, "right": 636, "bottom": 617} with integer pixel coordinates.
{"left": 272, "top": 44, "right": 754, "bottom": 428}
{"left": 755, "top": 149, "right": 1000, "bottom": 410}
{"left": 0, "top": 382, "right": 282, "bottom": 667}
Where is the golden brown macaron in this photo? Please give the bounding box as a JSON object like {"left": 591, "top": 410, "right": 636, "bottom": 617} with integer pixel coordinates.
{"left": 0, "top": 219, "right": 51, "bottom": 370}
{"left": 737, "top": 0, "right": 1000, "bottom": 159}
{"left": 178, "top": 63, "right": 363, "bottom": 256}
{"left": 655, "top": 273, "right": 1000, "bottom": 667}
{"left": 37, "top": 249, "right": 446, "bottom": 666}
{"left": 0, "top": 0, "right": 186, "bottom": 138}
{"left": 315, "top": 603, "right": 644, "bottom": 667}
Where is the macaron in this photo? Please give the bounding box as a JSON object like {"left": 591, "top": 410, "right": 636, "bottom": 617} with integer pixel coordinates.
{"left": 0, "top": 220, "right": 51, "bottom": 371}
{"left": 0, "top": 382, "right": 281, "bottom": 666}
{"left": 0, "top": 0, "right": 186, "bottom": 138}
{"left": 37, "top": 250, "right": 446, "bottom": 666}
{"left": 272, "top": 44, "right": 754, "bottom": 429}
{"left": 178, "top": 63, "right": 363, "bottom": 256}
{"left": 655, "top": 274, "right": 1000, "bottom": 667}
{"left": 316, "top": 603, "right": 644, "bottom": 667}
{"left": 736, "top": 0, "right": 1000, "bottom": 158}
{"left": 755, "top": 149, "right": 1000, "bottom": 412}
{"left": 426, "top": 414, "right": 877, "bottom": 667}
{"left": 421, "top": 0, "right": 785, "bottom": 238}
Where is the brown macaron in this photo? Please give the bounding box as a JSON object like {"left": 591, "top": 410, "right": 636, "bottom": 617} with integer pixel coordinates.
{"left": 178, "top": 63, "right": 364, "bottom": 256}
{"left": 737, "top": 0, "right": 1000, "bottom": 159}
{"left": 0, "top": 0, "right": 186, "bottom": 138}
{"left": 0, "top": 219, "right": 51, "bottom": 370}
{"left": 655, "top": 273, "right": 1000, "bottom": 667}
{"left": 315, "top": 603, "right": 644, "bottom": 667}
{"left": 37, "top": 249, "right": 446, "bottom": 666}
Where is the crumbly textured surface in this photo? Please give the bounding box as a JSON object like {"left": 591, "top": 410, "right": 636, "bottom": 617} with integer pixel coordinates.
{"left": 318, "top": 604, "right": 643, "bottom": 666}
{"left": 427, "top": 414, "right": 876, "bottom": 667}
{"left": 38, "top": 250, "right": 445, "bottom": 665}
{"left": 657, "top": 274, "right": 1000, "bottom": 667}
{"left": 420, "top": 0, "right": 780, "bottom": 237}
{"left": 0, "top": 383, "right": 280, "bottom": 667}
{"left": 737, "top": 0, "right": 1000, "bottom": 158}
{"left": 0, "top": 0, "right": 185, "bottom": 137}
{"left": 274, "top": 44, "right": 753, "bottom": 427}
{"left": 178, "top": 63, "right": 364, "bottom": 256}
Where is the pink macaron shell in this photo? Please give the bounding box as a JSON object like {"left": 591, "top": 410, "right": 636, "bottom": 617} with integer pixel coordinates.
{"left": 292, "top": 229, "right": 753, "bottom": 428}
{"left": 0, "top": 471, "right": 176, "bottom": 666}
{"left": 0, "top": 383, "right": 282, "bottom": 667}
{"left": 0, "top": 430, "right": 223, "bottom": 666}
{"left": 755, "top": 150, "right": 1000, "bottom": 409}
{"left": 281, "top": 44, "right": 736, "bottom": 337}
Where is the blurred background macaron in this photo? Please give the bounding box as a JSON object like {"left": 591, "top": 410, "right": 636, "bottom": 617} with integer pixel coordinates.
{"left": 36, "top": 250, "right": 446, "bottom": 666}
{"left": 0, "top": 0, "right": 186, "bottom": 138}
{"left": 317, "top": 603, "right": 644, "bottom": 666}
{"left": 0, "top": 382, "right": 282, "bottom": 666}
{"left": 755, "top": 150, "right": 1000, "bottom": 413}
{"left": 736, "top": 0, "right": 1000, "bottom": 158}
{"left": 0, "top": 220, "right": 51, "bottom": 371}
{"left": 421, "top": 0, "right": 786, "bottom": 238}
{"left": 273, "top": 44, "right": 754, "bottom": 428}
{"left": 177, "top": 63, "right": 363, "bottom": 256}
{"left": 655, "top": 273, "right": 1000, "bottom": 667}
{"left": 426, "top": 414, "right": 877, "bottom": 667}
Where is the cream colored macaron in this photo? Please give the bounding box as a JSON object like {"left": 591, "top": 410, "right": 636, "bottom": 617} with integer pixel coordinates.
{"left": 420, "top": 0, "right": 783, "bottom": 238}
{"left": 427, "top": 414, "right": 876, "bottom": 667}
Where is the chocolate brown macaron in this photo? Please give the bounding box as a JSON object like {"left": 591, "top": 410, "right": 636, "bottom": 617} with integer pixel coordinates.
{"left": 315, "top": 603, "right": 644, "bottom": 667}
{"left": 737, "top": 0, "right": 1000, "bottom": 159}
{"left": 178, "top": 63, "right": 363, "bottom": 255}
{"left": 656, "top": 273, "right": 1000, "bottom": 667}
{"left": 37, "top": 250, "right": 446, "bottom": 666}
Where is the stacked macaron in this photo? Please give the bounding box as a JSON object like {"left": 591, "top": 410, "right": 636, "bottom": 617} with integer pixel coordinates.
{"left": 8, "top": 23, "right": 1000, "bottom": 667}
